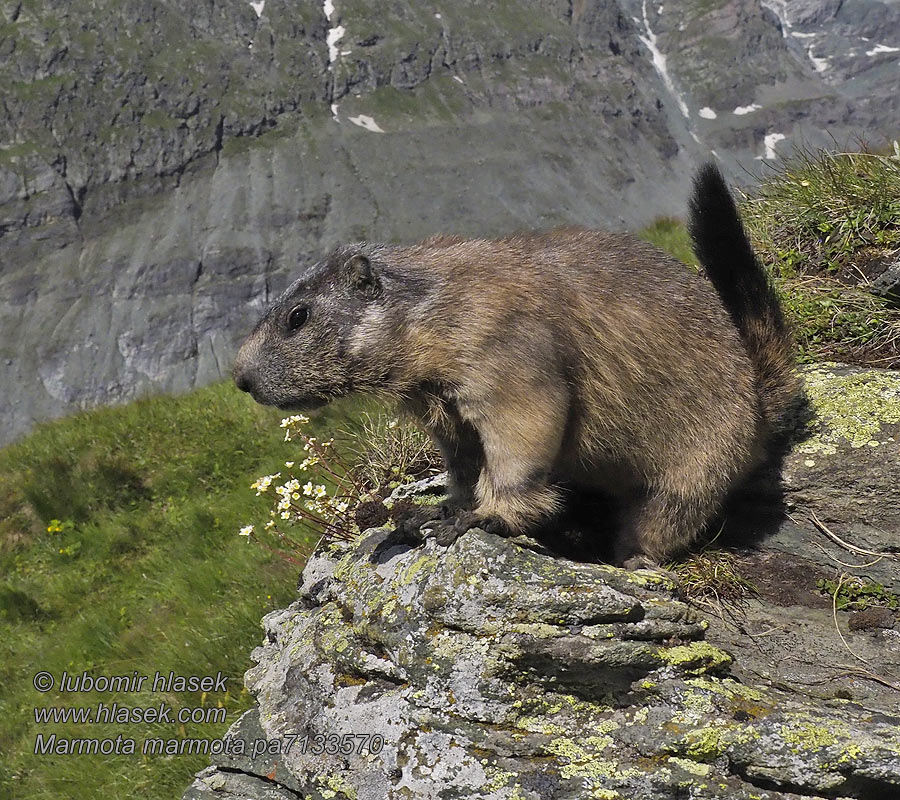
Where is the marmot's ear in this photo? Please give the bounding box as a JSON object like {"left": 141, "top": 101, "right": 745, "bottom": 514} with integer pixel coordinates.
{"left": 344, "top": 254, "right": 380, "bottom": 294}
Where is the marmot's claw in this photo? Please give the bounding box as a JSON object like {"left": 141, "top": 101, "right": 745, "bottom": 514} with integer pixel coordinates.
{"left": 424, "top": 519, "right": 466, "bottom": 547}
{"left": 393, "top": 505, "right": 441, "bottom": 541}
{"left": 423, "top": 511, "right": 508, "bottom": 547}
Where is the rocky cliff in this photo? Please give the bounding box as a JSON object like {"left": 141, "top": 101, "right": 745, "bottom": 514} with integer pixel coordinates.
{"left": 182, "top": 364, "right": 900, "bottom": 800}
{"left": 2, "top": 0, "right": 899, "bottom": 443}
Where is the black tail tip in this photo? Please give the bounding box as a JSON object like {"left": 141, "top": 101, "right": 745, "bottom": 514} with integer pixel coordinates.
{"left": 690, "top": 162, "right": 733, "bottom": 214}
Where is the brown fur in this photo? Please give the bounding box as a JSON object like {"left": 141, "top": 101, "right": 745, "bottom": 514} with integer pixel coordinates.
{"left": 233, "top": 167, "right": 797, "bottom": 563}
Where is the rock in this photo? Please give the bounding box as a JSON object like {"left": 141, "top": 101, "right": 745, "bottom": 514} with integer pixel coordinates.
{"left": 184, "top": 526, "right": 900, "bottom": 799}
{"left": 4, "top": 0, "right": 900, "bottom": 444}
{"left": 866, "top": 254, "right": 900, "bottom": 304}
{"left": 704, "top": 364, "right": 900, "bottom": 710}
{"left": 848, "top": 607, "right": 895, "bottom": 632}
{"left": 777, "top": 363, "right": 900, "bottom": 593}
{"left": 182, "top": 362, "right": 900, "bottom": 798}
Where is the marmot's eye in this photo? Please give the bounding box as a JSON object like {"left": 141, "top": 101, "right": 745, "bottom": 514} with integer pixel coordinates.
{"left": 287, "top": 306, "right": 309, "bottom": 332}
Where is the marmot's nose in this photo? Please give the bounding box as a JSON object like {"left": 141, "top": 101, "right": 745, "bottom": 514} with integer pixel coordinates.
{"left": 233, "top": 362, "right": 256, "bottom": 394}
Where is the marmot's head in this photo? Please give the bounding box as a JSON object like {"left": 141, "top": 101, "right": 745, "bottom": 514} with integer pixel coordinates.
{"left": 233, "top": 245, "right": 393, "bottom": 410}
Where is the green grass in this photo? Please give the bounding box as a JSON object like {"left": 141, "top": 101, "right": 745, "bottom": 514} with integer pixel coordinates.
{"left": 0, "top": 383, "right": 371, "bottom": 799}
{"left": 639, "top": 217, "right": 698, "bottom": 268}
{"left": 742, "top": 146, "right": 900, "bottom": 366}
{"left": 641, "top": 146, "right": 900, "bottom": 367}
{"left": 741, "top": 146, "right": 900, "bottom": 275}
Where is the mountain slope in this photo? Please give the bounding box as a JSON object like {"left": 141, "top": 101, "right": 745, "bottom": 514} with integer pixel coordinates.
{"left": 1, "top": 0, "right": 899, "bottom": 443}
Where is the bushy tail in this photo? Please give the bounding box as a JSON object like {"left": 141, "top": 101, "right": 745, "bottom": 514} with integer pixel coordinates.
{"left": 688, "top": 163, "right": 799, "bottom": 425}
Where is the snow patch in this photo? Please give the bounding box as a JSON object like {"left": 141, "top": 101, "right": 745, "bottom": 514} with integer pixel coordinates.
{"left": 867, "top": 44, "right": 900, "bottom": 56}
{"left": 791, "top": 31, "right": 816, "bottom": 39}
{"left": 733, "top": 104, "right": 761, "bottom": 115}
{"left": 331, "top": 103, "right": 340, "bottom": 120}
{"left": 249, "top": 0, "right": 265, "bottom": 17}
{"left": 808, "top": 46, "right": 828, "bottom": 72}
{"left": 452, "top": 75, "right": 464, "bottom": 84}
{"left": 636, "top": 0, "right": 688, "bottom": 118}
{"left": 348, "top": 115, "right": 384, "bottom": 133}
{"left": 327, "top": 25, "right": 345, "bottom": 64}
{"left": 698, "top": 107, "right": 717, "bottom": 119}
{"left": 761, "top": 0, "right": 791, "bottom": 38}
{"left": 323, "top": 0, "right": 345, "bottom": 64}
{"left": 435, "top": 12, "right": 442, "bottom": 19}
{"left": 763, "top": 132, "right": 785, "bottom": 160}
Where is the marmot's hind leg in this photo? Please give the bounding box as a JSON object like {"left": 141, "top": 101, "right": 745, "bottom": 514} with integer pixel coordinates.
{"left": 613, "top": 488, "right": 721, "bottom": 566}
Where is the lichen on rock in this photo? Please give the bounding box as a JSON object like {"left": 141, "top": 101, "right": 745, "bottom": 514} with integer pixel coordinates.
{"left": 797, "top": 364, "right": 900, "bottom": 455}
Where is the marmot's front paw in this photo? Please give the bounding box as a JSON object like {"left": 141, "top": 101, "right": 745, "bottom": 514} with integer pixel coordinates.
{"left": 423, "top": 511, "right": 507, "bottom": 546}
{"left": 392, "top": 504, "right": 442, "bottom": 541}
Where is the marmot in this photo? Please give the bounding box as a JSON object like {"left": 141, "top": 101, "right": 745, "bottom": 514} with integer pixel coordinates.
{"left": 233, "top": 165, "right": 798, "bottom": 563}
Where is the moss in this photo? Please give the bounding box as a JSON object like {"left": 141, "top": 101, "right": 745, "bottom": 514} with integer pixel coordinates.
{"left": 799, "top": 366, "right": 900, "bottom": 455}
{"left": 817, "top": 575, "right": 900, "bottom": 610}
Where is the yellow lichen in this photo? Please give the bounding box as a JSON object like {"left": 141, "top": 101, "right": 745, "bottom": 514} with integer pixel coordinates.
{"left": 659, "top": 642, "right": 732, "bottom": 674}
{"left": 780, "top": 720, "right": 840, "bottom": 751}
{"left": 799, "top": 367, "right": 900, "bottom": 455}
{"left": 668, "top": 756, "right": 711, "bottom": 776}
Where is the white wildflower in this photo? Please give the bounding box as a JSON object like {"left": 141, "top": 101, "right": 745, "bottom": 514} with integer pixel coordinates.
{"left": 251, "top": 473, "right": 280, "bottom": 495}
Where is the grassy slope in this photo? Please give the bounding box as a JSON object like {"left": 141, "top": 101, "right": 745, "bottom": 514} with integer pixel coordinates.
{"left": 0, "top": 383, "right": 367, "bottom": 799}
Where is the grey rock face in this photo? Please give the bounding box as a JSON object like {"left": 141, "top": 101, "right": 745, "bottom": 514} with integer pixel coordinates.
{"left": 3, "top": 0, "right": 900, "bottom": 444}
{"left": 864, "top": 252, "right": 900, "bottom": 303}
{"left": 183, "top": 364, "right": 900, "bottom": 800}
